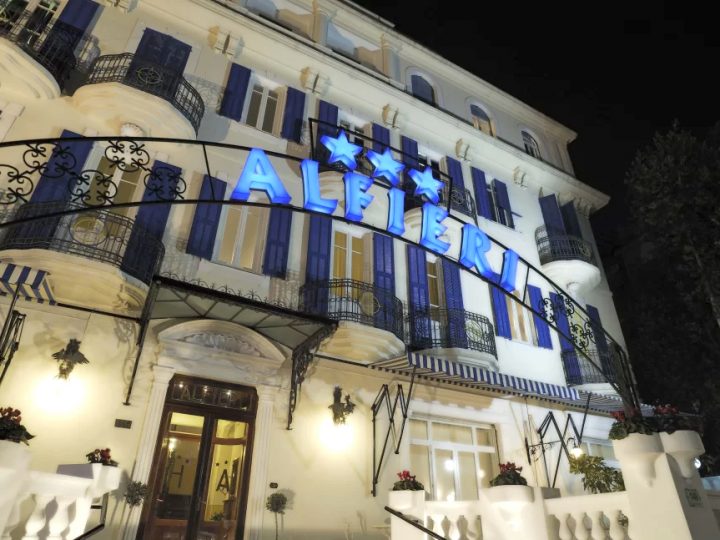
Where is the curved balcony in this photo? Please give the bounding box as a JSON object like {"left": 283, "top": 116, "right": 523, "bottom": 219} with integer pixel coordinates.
{"left": 76, "top": 53, "right": 204, "bottom": 135}
{"left": 407, "top": 307, "right": 497, "bottom": 359}
{"left": 561, "top": 348, "right": 617, "bottom": 387}
{"left": 299, "top": 279, "right": 406, "bottom": 362}
{"left": 0, "top": 201, "right": 164, "bottom": 314}
{"left": 0, "top": 11, "right": 88, "bottom": 97}
{"left": 535, "top": 226, "right": 601, "bottom": 293}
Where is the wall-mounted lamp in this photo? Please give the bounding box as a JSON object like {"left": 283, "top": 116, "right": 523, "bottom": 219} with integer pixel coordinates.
{"left": 52, "top": 339, "right": 89, "bottom": 379}
{"left": 568, "top": 437, "right": 585, "bottom": 459}
{"left": 329, "top": 386, "right": 355, "bottom": 424}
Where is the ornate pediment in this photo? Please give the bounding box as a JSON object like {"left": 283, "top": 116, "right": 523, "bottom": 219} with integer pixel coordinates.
{"left": 180, "top": 332, "right": 263, "bottom": 357}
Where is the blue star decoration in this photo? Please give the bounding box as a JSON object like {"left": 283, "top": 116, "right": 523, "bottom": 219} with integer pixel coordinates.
{"left": 408, "top": 166, "right": 443, "bottom": 204}
{"left": 320, "top": 130, "right": 363, "bottom": 170}
{"left": 366, "top": 148, "right": 405, "bottom": 186}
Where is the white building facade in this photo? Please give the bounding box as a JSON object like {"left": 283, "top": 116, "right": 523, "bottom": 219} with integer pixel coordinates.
{"left": 0, "top": 1, "right": 643, "bottom": 539}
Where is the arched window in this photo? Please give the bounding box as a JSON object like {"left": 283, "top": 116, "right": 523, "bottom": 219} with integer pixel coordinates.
{"left": 522, "top": 130, "right": 541, "bottom": 159}
{"left": 470, "top": 104, "right": 494, "bottom": 136}
{"left": 410, "top": 74, "right": 436, "bottom": 105}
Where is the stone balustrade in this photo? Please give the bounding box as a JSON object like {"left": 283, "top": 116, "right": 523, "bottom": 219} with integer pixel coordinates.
{"left": 0, "top": 442, "right": 120, "bottom": 540}
{"left": 545, "top": 491, "right": 631, "bottom": 539}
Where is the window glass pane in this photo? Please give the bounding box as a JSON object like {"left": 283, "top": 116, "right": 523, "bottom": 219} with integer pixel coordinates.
{"left": 351, "top": 236, "right": 364, "bottom": 282}
{"left": 432, "top": 422, "right": 472, "bottom": 445}
{"left": 458, "top": 451, "right": 479, "bottom": 499}
{"left": 246, "top": 86, "right": 263, "bottom": 128}
{"left": 434, "top": 448, "right": 455, "bottom": 501}
{"left": 475, "top": 428, "right": 491, "bottom": 446}
{"left": 238, "top": 207, "right": 261, "bottom": 269}
{"left": 410, "top": 419, "right": 428, "bottom": 440}
{"left": 427, "top": 262, "right": 439, "bottom": 309}
{"left": 261, "top": 90, "right": 278, "bottom": 133}
{"left": 410, "top": 444, "right": 431, "bottom": 494}
{"left": 477, "top": 451, "right": 495, "bottom": 488}
{"left": 333, "top": 231, "right": 347, "bottom": 279}
{"left": 218, "top": 207, "right": 241, "bottom": 264}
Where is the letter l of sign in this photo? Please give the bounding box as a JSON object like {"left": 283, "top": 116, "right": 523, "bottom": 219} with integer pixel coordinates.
{"left": 301, "top": 159, "right": 337, "bottom": 214}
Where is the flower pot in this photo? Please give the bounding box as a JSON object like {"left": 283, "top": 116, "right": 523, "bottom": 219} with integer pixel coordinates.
{"left": 660, "top": 430, "right": 704, "bottom": 479}
{"left": 0, "top": 440, "right": 31, "bottom": 536}
{"left": 485, "top": 485, "right": 535, "bottom": 504}
{"left": 613, "top": 432, "right": 662, "bottom": 483}
{"left": 388, "top": 490, "right": 425, "bottom": 511}
{"left": 57, "top": 463, "right": 122, "bottom": 497}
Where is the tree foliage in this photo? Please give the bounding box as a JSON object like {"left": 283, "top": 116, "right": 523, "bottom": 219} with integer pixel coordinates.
{"left": 622, "top": 121, "right": 720, "bottom": 472}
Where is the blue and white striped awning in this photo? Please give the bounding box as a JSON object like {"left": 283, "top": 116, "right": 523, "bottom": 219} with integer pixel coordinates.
{"left": 0, "top": 263, "right": 56, "bottom": 305}
{"left": 372, "top": 352, "right": 580, "bottom": 400}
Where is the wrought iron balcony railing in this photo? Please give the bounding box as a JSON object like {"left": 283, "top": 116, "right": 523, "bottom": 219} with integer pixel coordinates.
{"left": 0, "top": 201, "right": 164, "bottom": 285}
{"left": 308, "top": 118, "right": 476, "bottom": 218}
{"left": 0, "top": 9, "right": 94, "bottom": 87}
{"left": 299, "top": 278, "right": 405, "bottom": 341}
{"left": 407, "top": 307, "right": 497, "bottom": 357}
{"left": 561, "top": 348, "right": 617, "bottom": 386}
{"left": 535, "top": 225, "right": 596, "bottom": 265}
{"left": 82, "top": 53, "right": 205, "bottom": 132}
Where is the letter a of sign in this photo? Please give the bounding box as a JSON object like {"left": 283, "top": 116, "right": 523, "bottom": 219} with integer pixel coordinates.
{"left": 231, "top": 148, "right": 292, "bottom": 204}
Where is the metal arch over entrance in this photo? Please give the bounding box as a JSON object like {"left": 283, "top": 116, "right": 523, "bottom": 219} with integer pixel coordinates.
{"left": 0, "top": 135, "right": 640, "bottom": 415}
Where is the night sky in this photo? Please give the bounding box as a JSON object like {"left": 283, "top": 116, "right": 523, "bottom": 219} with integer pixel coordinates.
{"left": 353, "top": 0, "right": 720, "bottom": 245}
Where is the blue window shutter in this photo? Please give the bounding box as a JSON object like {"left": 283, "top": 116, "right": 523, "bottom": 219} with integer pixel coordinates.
{"left": 303, "top": 214, "right": 332, "bottom": 313}
{"left": 372, "top": 123, "right": 390, "bottom": 153}
{"left": 410, "top": 74, "right": 434, "bottom": 104}
{"left": 401, "top": 136, "right": 420, "bottom": 210}
{"left": 54, "top": 0, "right": 98, "bottom": 47}
{"left": 442, "top": 259, "right": 468, "bottom": 348}
{"left": 400, "top": 136, "right": 419, "bottom": 167}
{"left": 262, "top": 208, "right": 293, "bottom": 278}
{"left": 493, "top": 180, "right": 514, "bottom": 228}
{"left": 561, "top": 201, "right": 583, "bottom": 238}
{"left": 281, "top": 87, "right": 306, "bottom": 142}
{"left": 186, "top": 175, "right": 226, "bottom": 259}
{"left": 539, "top": 194, "right": 566, "bottom": 236}
{"left": 122, "top": 160, "right": 181, "bottom": 278}
{"left": 586, "top": 304, "right": 614, "bottom": 378}
{"left": 550, "top": 291, "right": 581, "bottom": 384}
{"left": 133, "top": 28, "right": 191, "bottom": 73}
{"left": 445, "top": 156, "right": 463, "bottom": 191}
{"left": 490, "top": 285, "right": 512, "bottom": 339}
{"left": 527, "top": 285, "right": 552, "bottom": 349}
{"left": 30, "top": 129, "right": 92, "bottom": 204}
{"left": 219, "top": 63, "right": 251, "bottom": 121}
{"left": 471, "top": 167, "right": 493, "bottom": 220}
{"left": 316, "top": 100, "right": 338, "bottom": 162}
{"left": 407, "top": 245, "right": 432, "bottom": 349}
{"left": 373, "top": 233, "right": 396, "bottom": 331}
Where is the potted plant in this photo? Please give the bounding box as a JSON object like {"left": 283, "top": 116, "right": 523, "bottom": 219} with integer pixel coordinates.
{"left": 57, "top": 448, "right": 122, "bottom": 498}
{"left": 569, "top": 455, "right": 625, "bottom": 494}
{"left": 609, "top": 410, "right": 663, "bottom": 481}
{"left": 388, "top": 470, "right": 425, "bottom": 510}
{"left": 486, "top": 462, "right": 534, "bottom": 503}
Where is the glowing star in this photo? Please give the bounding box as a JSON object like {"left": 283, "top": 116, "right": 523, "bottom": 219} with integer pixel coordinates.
{"left": 366, "top": 148, "right": 404, "bottom": 186}
{"left": 319, "top": 130, "right": 363, "bottom": 170}
{"left": 408, "top": 166, "right": 443, "bottom": 204}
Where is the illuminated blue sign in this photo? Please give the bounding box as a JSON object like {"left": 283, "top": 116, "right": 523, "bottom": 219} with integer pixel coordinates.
{"left": 233, "top": 147, "right": 519, "bottom": 292}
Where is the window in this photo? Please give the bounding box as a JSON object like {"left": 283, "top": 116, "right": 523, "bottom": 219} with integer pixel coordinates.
{"left": 470, "top": 104, "right": 494, "bottom": 136}
{"left": 417, "top": 152, "right": 441, "bottom": 178}
{"left": 486, "top": 181, "right": 513, "bottom": 227}
{"left": 522, "top": 130, "right": 541, "bottom": 159}
{"left": 410, "top": 74, "right": 436, "bottom": 105}
{"left": 580, "top": 438, "right": 618, "bottom": 464}
{"left": 14, "top": 0, "right": 59, "bottom": 45}
{"left": 245, "top": 83, "right": 279, "bottom": 135}
{"left": 506, "top": 289, "right": 538, "bottom": 345}
{"left": 332, "top": 230, "right": 366, "bottom": 283}
{"left": 215, "top": 206, "right": 269, "bottom": 272}
{"left": 87, "top": 155, "right": 142, "bottom": 214}
{"left": 426, "top": 260, "right": 441, "bottom": 310}
{"left": 409, "top": 418, "right": 498, "bottom": 501}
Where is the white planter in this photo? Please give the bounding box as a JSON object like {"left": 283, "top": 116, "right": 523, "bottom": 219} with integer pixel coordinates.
{"left": 388, "top": 490, "right": 426, "bottom": 511}
{"left": 613, "top": 432, "right": 662, "bottom": 483}
{"left": 0, "top": 440, "right": 31, "bottom": 537}
{"left": 486, "top": 485, "right": 535, "bottom": 504}
{"left": 57, "top": 463, "right": 122, "bottom": 497}
{"left": 660, "top": 430, "right": 704, "bottom": 478}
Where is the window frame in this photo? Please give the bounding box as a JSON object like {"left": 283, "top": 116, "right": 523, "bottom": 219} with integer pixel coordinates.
{"left": 505, "top": 289, "right": 538, "bottom": 346}
{"left": 521, "top": 130, "right": 542, "bottom": 159}
{"left": 213, "top": 199, "right": 269, "bottom": 274}
{"left": 409, "top": 416, "right": 500, "bottom": 501}
{"left": 469, "top": 103, "right": 495, "bottom": 137}
{"left": 329, "top": 224, "right": 371, "bottom": 284}
{"left": 243, "top": 80, "right": 282, "bottom": 136}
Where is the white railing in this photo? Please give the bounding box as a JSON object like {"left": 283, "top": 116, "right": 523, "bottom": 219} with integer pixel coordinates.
{"left": 0, "top": 460, "right": 120, "bottom": 540}
{"left": 545, "top": 491, "right": 632, "bottom": 540}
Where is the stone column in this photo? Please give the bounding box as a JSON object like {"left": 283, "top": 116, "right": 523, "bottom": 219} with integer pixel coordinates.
{"left": 243, "top": 384, "right": 279, "bottom": 540}
{"left": 122, "top": 364, "right": 175, "bottom": 540}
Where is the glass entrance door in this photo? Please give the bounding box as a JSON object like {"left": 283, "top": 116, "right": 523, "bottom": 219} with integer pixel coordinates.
{"left": 142, "top": 377, "right": 256, "bottom": 540}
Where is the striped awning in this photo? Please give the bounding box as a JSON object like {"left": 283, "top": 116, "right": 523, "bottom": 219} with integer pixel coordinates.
{"left": 373, "top": 352, "right": 579, "bottom": 400}
{"left": 0, "top": 262, "right": 56, "bottom": 305}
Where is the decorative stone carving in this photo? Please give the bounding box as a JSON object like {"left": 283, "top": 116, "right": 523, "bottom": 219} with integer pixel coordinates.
{"left": 210, "top": 27, "right": 242, "bottom": 58}
{"left": 455, "top": 139, "right": 471, "bottom": 161}
{"left": 180, "top": 332, "right": 263, "bottom": 357}
{"left": 300, "top": 67, "right": 330, "bottom": 95}
{"left": 382, "top": 104, "right": 402, "bottom": 128}
{"left": 513, "top": 166, "right": 528, "bottom": 188}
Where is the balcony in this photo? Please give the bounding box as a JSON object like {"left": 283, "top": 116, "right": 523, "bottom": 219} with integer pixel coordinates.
{"left": 561, "top": 348, "right": 617, "bottom": 387}
{"left": 299, "top": 278, "right": 406, "bottom": 362}
{"left": 534, "top": 226, "right": 601, "bottom": 293}
{"left": 407, "top": 307, "right": 498, "bottom": 368}
{"left": 0, "top": 201, "right": 164, "bottom": 314}
{"left": 0, "top": 10, "right": 91, "bottom": 98}
{"left": 73, "top": 53, "right": 204, "bottom": 137}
